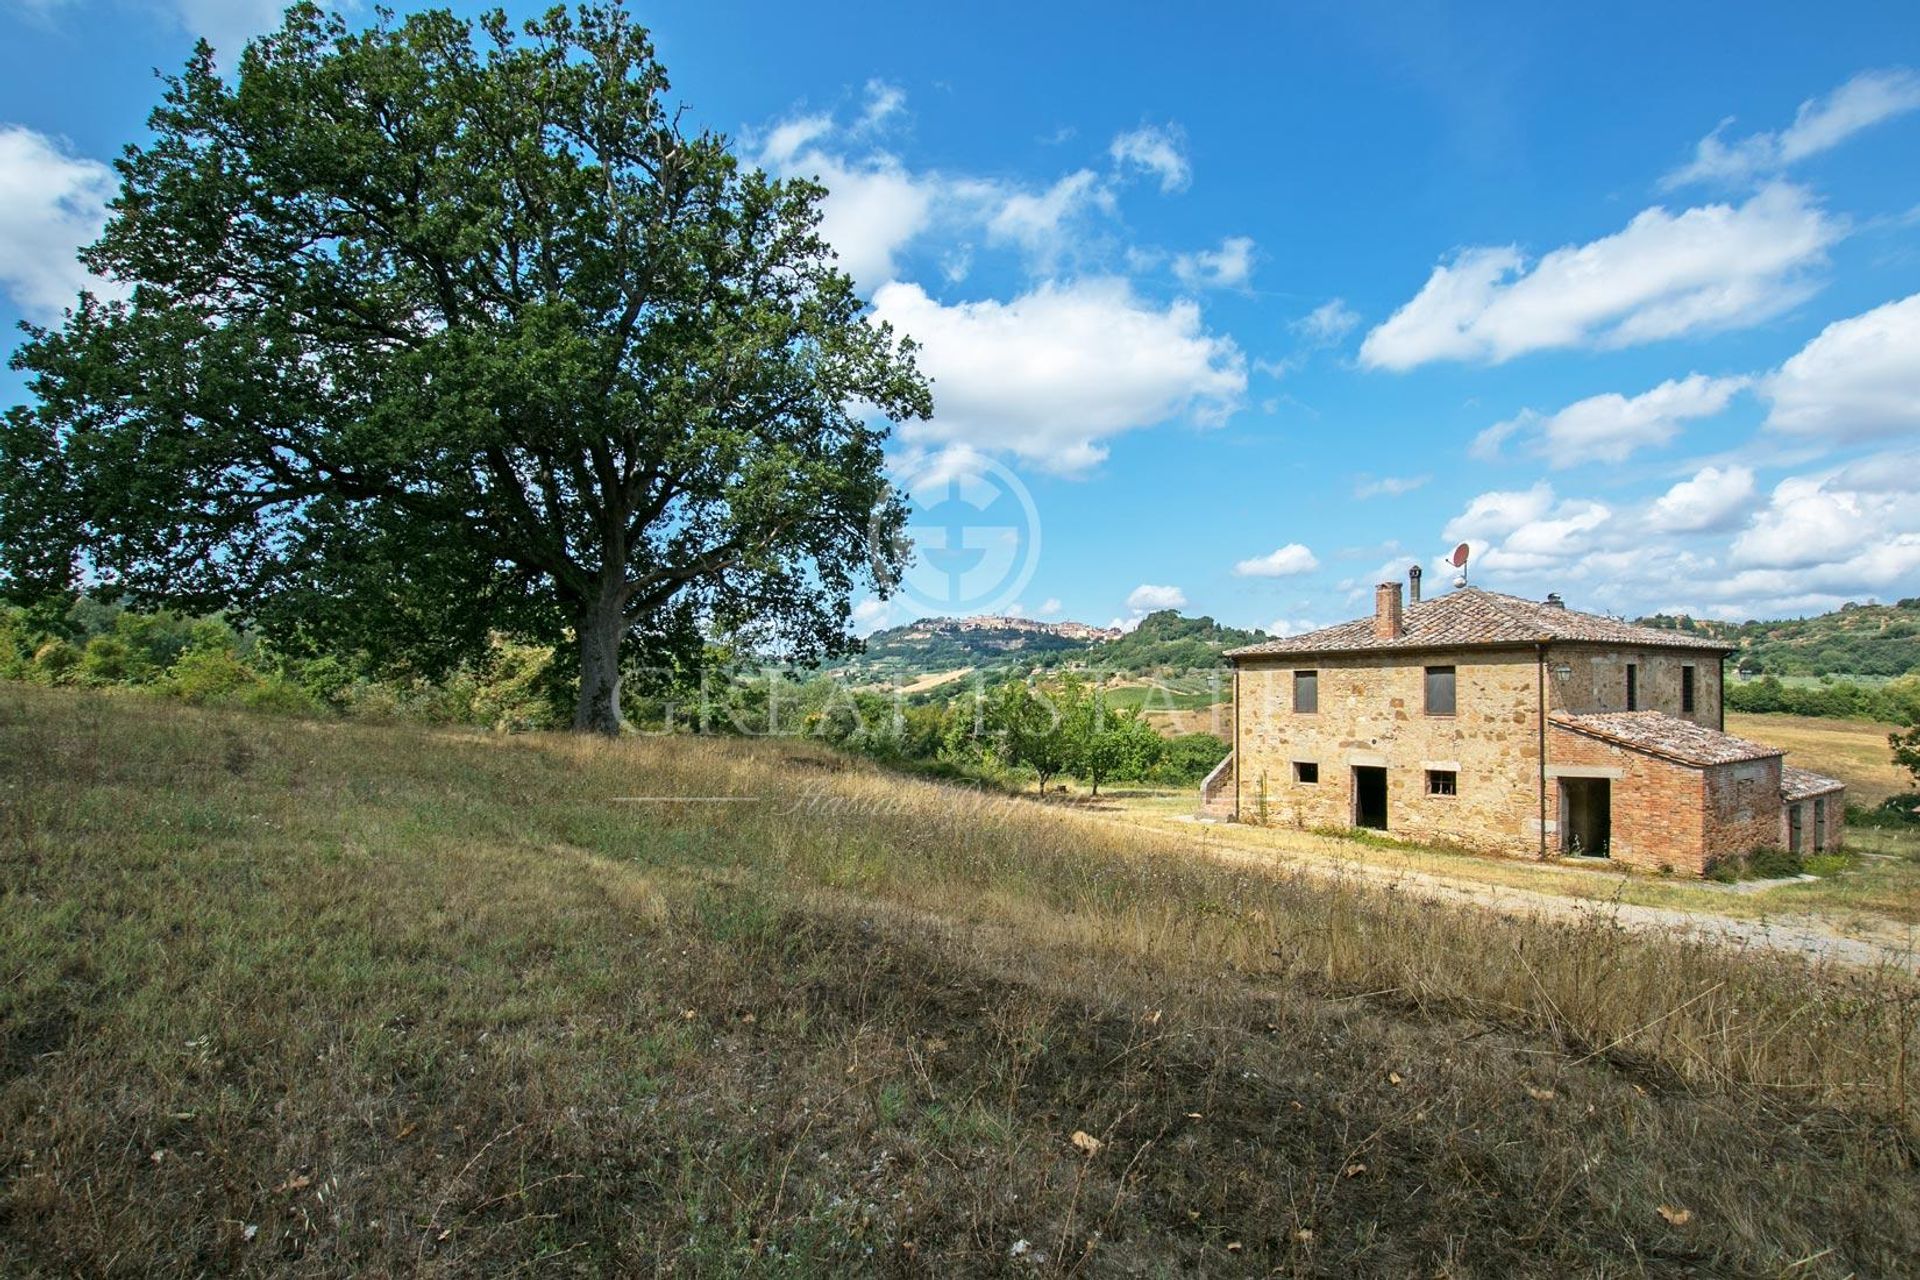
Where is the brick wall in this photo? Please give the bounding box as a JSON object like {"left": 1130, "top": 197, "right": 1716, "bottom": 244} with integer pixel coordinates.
{"left": 1546, "top": 724, "right": 1784, "bottom": 874}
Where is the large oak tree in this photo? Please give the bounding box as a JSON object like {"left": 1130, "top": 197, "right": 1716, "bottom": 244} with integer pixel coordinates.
{"left": 0, "top": 2, "right": 928, "bottom": 733}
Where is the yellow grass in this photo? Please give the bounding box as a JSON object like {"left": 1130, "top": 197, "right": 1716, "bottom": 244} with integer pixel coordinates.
{"left": 4, "top": 685, "right": 1919, "bottom": 1275}
{"left": 1727, "top": 710, "right": 1910, "bottom": 806}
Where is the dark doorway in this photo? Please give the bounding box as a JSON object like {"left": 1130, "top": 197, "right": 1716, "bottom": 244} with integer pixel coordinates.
{"left": 1560, "top": 778, "right": 1611, "bottom": 857}
{"left": 1353, "top": 766, "right": 1388, "bottom": 830}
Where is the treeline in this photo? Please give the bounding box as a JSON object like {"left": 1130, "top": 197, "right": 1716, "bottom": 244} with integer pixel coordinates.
{"left": 1, "top": 600, "right": 1230, "bottom": 790}
{"left": 1, "top": 599, "right": 563, "bottom": 729}
{"left": 1641, "top": 599, "right": 1920, "bottom": 679}
{"left": 1044, "top": 609, "right": 1267, "bottom": 675}
{"left": 1726, "top": 674, "right": 1920, "bottom": 726}
{"left": 657, "top": 670, "right": 1228, "bottom": 791}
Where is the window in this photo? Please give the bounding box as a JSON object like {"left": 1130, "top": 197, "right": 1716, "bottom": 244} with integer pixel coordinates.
{"left": 1294, "top": 761, "right": 1318, "bottom": 784}
{"left": 1681, "top": 664, "right": 1696, "bottom": 714}
{"left": 1788, "top": 803, "right": 1803, "bottom": 853}
{"left": 1426, "top": 769, "right": 1457, "bottom": 796}
{"left": 1293, "top": 669, "right": 1318, "bottom": 714}
{"left": 1424, "top": 665, "right": 1456, "bottom": 716}
{"left": 1626, "top": 662, "right": 1638, "bottom": 711}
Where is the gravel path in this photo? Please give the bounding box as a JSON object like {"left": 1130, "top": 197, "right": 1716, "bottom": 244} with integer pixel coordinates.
{"left": 1142, "top": 812, "right": 1920, "bottom": 972}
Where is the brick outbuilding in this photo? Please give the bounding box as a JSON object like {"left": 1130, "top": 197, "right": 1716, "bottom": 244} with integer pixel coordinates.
{"left": 1205, "top": 576, "right": 1844, "bottom": 876}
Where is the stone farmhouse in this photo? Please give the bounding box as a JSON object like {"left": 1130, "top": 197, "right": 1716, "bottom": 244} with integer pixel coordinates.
{"left": 1201, "top": 571, "right": 1844, "bottom": 876}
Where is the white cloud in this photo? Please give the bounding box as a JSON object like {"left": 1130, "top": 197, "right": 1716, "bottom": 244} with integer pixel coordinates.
{"left": 1359, "top": 184, "right": 1841, "bottom": 369}
{"left": 985, "top": 169, "right": 1108, "bottom": 261}
{"left": 1038, "top": 597, "right": 1063, "bottom": 616}
{"left": 852, "top": 598, "right": 894, "bottom": 635}
{"left": 1731, "top": 472, "right": 1900, "bottom": 569}
{"left": 1764, "top": 293, "right": 1920, "bottom": 441}
{"left": 1109, "top": 124, "right": 1191, "bottom": 193}
{"left": 756, "top": 95, "right": 1130, "bottom": 288}
{"left": 1126, "top": 583, "right": 1186, "bottom": 611}
{"left": 1648, "top": 465, "right": 1756, "bottom": 533}
{"left": 1475, "top": 374, "right": 1749, "bottom": 467}
{"left": 758, "top": 123, "right": 940, "bottom": 288}
{"left": 1293, "top": 298, "right": 1361, "bottom": 345}
{"left": 1173, "top": 235, "right": 1255, "bottom": 290}
{"left": 1353, "top": 474, "right": 1429, "bottom": 499}
{"left": 1665, "top": 69, "right": 1920, "bottom": 188}
{"left": 858, "top": 80, "right": 907, "bottom": 132}
{"left": 1442, "top": 483, "right": 1556, "bottom": 543}
{"left": 1233, "top": 543, "right": 1320, "bottom": 577}
{"left": 1266, "top": 618, "right": 1322, "bottom": 637}
{"left": 0, "top": 125, "right": 121, "bottom": 321}
{"left": 868, "top": 278, "right": 1246, "bottom": 474}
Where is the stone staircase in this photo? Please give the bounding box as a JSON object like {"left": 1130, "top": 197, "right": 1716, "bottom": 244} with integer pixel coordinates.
{"left": 1198, "top": 751, "right": 1235, "bottom": 820}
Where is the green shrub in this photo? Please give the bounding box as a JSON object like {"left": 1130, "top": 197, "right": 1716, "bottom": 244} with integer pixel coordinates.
{"left": 1745, "top": 846, "right": 1804, "bottom": 879}
{"left": 78, "top": 635, "right": 146, "bottom": 685}
{"left": 164, "top": 647, "right": 261, "bottom": 704}
{"left": 30, "top": 639, "right": 83, "bottom": 684}
{"left": 239, "top": 676, "right": 325, "bottom": 717}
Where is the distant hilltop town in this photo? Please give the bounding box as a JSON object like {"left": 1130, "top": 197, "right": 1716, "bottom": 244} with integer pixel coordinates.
{"left": 911, "top": 616, "right": 1124, "bottom": 642}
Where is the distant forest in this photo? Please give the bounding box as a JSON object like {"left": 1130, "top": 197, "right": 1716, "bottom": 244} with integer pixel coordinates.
{"left": 1639, "top": 598, "right": 1920, "bottom": 679}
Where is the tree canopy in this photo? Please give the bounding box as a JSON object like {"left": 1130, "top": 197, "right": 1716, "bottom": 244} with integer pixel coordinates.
{"left": 0, "top": 1, "right": 929, "bottom": 733}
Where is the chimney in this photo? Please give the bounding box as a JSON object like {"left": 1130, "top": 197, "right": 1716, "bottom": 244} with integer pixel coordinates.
{"left": 1544, "top": 592, "right": 1565, "bottom": 609}
{"left": 1408, "top": 564, "right": 1423, "bottom": 605}
{"left": 1374, "top": 581, "right": 1404, "bottom": 640}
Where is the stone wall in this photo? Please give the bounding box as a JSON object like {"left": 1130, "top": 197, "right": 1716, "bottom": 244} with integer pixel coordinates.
{"left": 1545, "top": 644, "right": 1724, "bottom": 727}
{"left": 1234, "top": 649, "right": 1545, "bottom": 856}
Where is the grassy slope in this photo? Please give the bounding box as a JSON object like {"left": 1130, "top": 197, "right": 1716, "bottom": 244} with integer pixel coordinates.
{"left": 3, "top": 686, "right": 1918, "bottom": 1277}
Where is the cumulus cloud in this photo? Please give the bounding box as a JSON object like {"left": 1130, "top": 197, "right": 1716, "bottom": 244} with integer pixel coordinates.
{"left": 1233, "top": 543, "right": 1320, "bottom": 577}
{"left": 1764, "top": 292, "right": 1920, "bottom": 441}
{"left": 1109, "top": 124, "right": 1191, "bottom": 192}
{"left": 1359, "top": 184, "right": 1840, "bottom": 369}
{"left": 1473, "top": 374, "right": 1749, "bottom": 467}
{"left": 1647, "top": 465, "right": 1757, "bottom": 534}
{"left": 1126, "top": 584, "right": 1186, "bottom": 611}
{"left": 1038, "top": 597, "right": 1063, "bottom": 616}
{"left": 868, "top": 278, "right": 1246, "bottom": 474}
{"left": 0, "top": 125, "right": 122, "bottom": 321}
{"left": 1173, "top": 235, "right": 1255, "bottom": 290}
{"left": 1664, "top": 69, "right": 1920, "bottom": 189}
{"left": 1439, "top": 483, "right": 1613, "bottom": 576}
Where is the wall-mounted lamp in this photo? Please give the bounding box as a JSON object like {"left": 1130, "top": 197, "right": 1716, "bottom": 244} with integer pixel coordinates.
{"left": 1550, "top": 663, "right": 1573, "bottom": 678}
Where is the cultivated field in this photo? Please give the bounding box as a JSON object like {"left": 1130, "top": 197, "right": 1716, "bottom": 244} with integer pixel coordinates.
{"left": 3, "top": 685, "right": 1918, "bottom": 1276}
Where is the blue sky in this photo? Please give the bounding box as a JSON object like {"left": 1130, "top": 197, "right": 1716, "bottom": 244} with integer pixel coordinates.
{"left": 3, "top": 2, "right": 1919, "bottom": 637}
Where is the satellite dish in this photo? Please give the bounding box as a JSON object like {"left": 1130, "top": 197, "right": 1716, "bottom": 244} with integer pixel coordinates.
{"left": 1448, "top": 542, "right": 1470, "bottom": 569}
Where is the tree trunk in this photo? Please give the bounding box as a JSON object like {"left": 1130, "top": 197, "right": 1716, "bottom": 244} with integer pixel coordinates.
{"left": 573, "top": 593, "right": 626, "bottom": 736}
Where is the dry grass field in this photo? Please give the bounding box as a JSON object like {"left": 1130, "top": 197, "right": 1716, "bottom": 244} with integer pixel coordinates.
{"left": 1726, "top": 710, "right": 1911, "bottom": 806}
{"left": 3, "top": 685, "right": 1919, "bottom": 1276}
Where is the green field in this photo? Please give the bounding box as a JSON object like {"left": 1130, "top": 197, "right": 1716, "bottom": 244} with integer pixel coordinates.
{"left": 3, "top": 685, "right": 1918, "bottom": 1275}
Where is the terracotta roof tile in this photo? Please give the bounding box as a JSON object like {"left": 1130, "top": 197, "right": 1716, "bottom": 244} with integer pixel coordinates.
{"left": 1549, "top": 710, "right": 1782, "bottom": 767}
{"left": 1781, "top": 765, "right": 1846, "bottom": 801}
{"left": 1226, "top": 587, "right": 1732, "bottom": 660}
